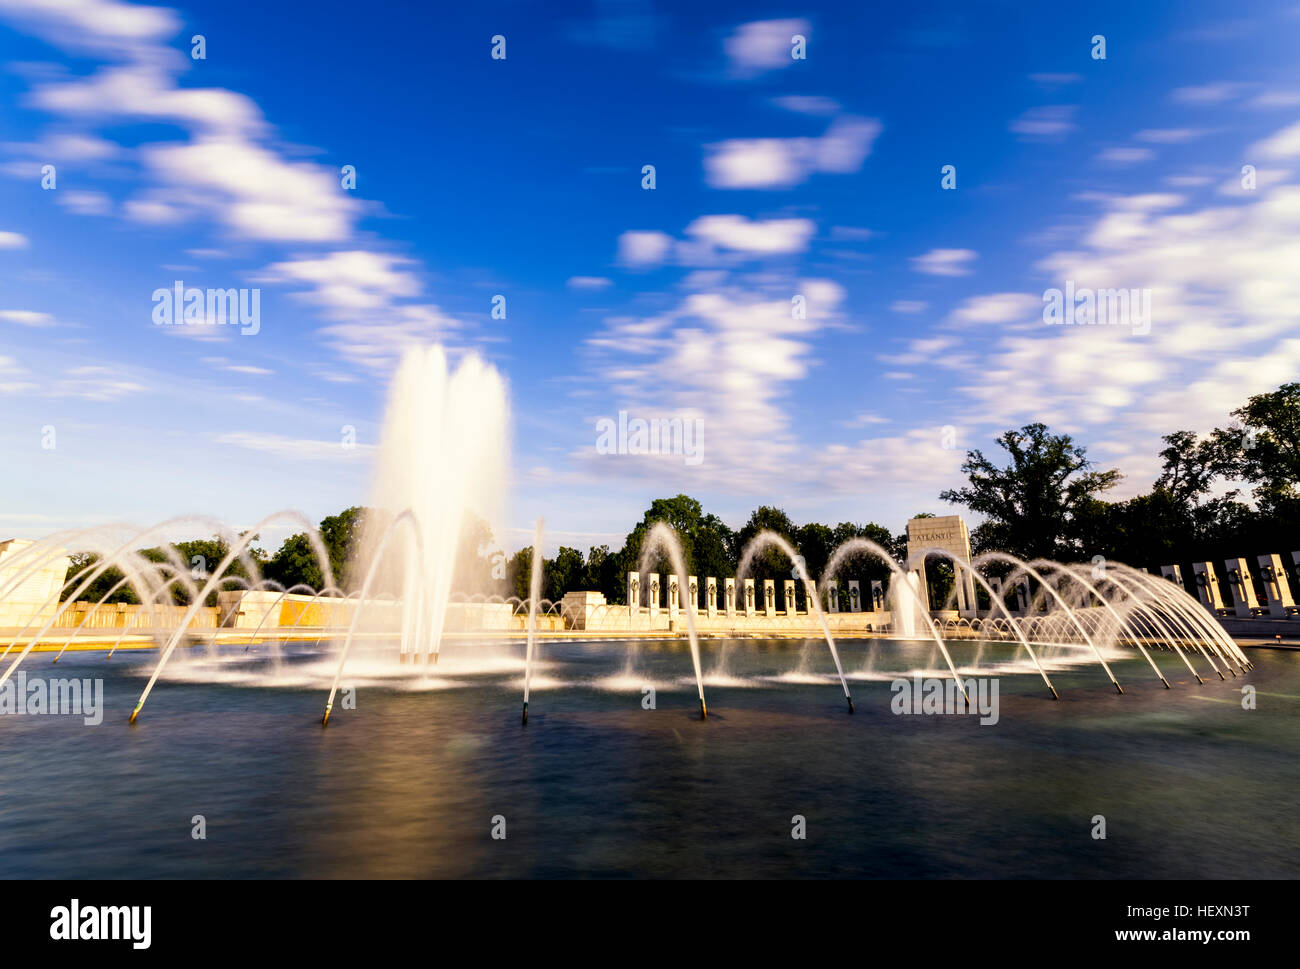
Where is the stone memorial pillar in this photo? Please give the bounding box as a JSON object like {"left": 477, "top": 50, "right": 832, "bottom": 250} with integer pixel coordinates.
{"left": 848, "top": 580, "right": 861, "bottom": 613}
{"left": 1013, "top": 582, "right": 1030, "bottom": 616}
{"left": 908, "top": 567, "right": 930, "bottom": 613}
{"left": 782, "top": 579, "right": 796, "bottom": 614}
{"left": 725, "top": 577, "right": 736, "bottom": 617}
{"left": 1257, "top": 554, "right": 1296, "bottom": 617}
{"left": 627, "top": 572, "right": 640, "bottom": 621}
{"left": 687, "top": 576, "right": 698, "bottom": 617}
{"left": 706, "top": 577, "right": 717, "bottom": 618}
{"left": 870, "top": 579, "right": 884, "bottom": 612}
{"left": 825, "top": 579, "right": 838, "bottom": 613}
{"left": 648, "top": 574, "right": 660, "bottom": 622}
{"left": 763, "top": 579, "right": 776, "bottom": 617}
{"left": 1223, "top": 558, "right": 1260, "bottom": 617}
{"left": 668, "top": 575, "right": 680, "bottom": 617}
{"left": 987, "top": 576, "right": 1003, "bottom": 617}
{"left": 743, "top": 578, "right": 755, "bottom": 617}
{"left": 1192, "top": 563, "right": 1225, "bottom": 614}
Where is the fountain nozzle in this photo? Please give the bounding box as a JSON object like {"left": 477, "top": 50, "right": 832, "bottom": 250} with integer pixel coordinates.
{"left": 521, "top": 701, "right": 528, "bottom": 726}
{"left": 699, "top": 698, "right": 708, "bottom": 720}
{"left": 128, "top": 704, "right": 141, "bottom": 724}
{"left": 847, "top": 696, "right": 855, "bottom": 714}
{"left": 321, "top": 703, "right": 332, "bottom": 727}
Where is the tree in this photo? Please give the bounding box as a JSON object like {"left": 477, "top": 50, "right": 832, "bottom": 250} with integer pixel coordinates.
{"left": 1154, "top": 430, "right": 1229, "bottom": 509}
{"left": 735, "top": 506, "right": 797, "bottom": 586}
{"left": 263, "top": 533, "right": 323, "bottom": 591}
{"left": 939, "top": 423, "right": 1121, "bottom": 560}
{"left": 506, "top": 546, "right": 536, "bottom": 602}
{"left": 1214, "top": 382, "right": 1300, "bottom": 515}
{"left": 60, "top": 553, "right": 137, "bottom": 604}
{"left": 544, "top": 547, "right": 585, "bottom": 602}
{"left": 318, "top": 506, "right": 367, "bottom": 590}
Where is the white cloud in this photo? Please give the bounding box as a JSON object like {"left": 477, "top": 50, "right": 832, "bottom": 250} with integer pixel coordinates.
{"left": 567, "top": 276, "right": 613, "bottom": 290}
{"left": 1009, "top": 105, "right": 1076, "bottom": 139}
{"left": 944, "top": 293, "right": 1039, "bottom": 327}
{"left": 683, "top": 215, "right": 815, "bottom": 254}
{"left": 2, "top": 5, "right": 361, "bottom": 247}
{"left": 1250, "top": 90, "right": 1300, "bottom": 109}
{"left": 950, "top": 134, "right": 1300, "bottom": 480}
{"left": 704, "top": 137, "right": 804, "bottom": 189}
{"left": 1251, "top": 120, "right": 1300, "bottom": 159}
{"left": 259, "top": 251, "right": 421, "bottom": 311}
{"left": 138, "top": 136, "right": 358, "bottom": 242}
{"left": 56, "top": 190, "right": 112, "bottom": 215}
{"left": 0, "top": 230, "right": 29, "bottom": 248}
{"left": 1028, "top": 73, "right": 1082, "bottom": 86}
{"left": 807, "top": 427, "right": 968, "bottom": 497}
{"left": 3, "top": 131, "right": 122, "bottom": 161}
{"left": 51, "top": 369, "right": 147, "bottom": 400}
{"left": 582, "top": 275, "right": 845, "bottom": 490}
{"left": 890, "top": 300, "right": 928, "bottom": 314}
{"left": 214, "top": 431, "right": 372, "bottom": 461}
{"left": 1134, "top": 128, "right": 1205, "bottom": 144}
{"left": 912, "top": 248, "right": 977, "bottom": 277}
{"left": 724, "top": 19, "right": 810, "bottom": 76}
{"left": 0, "top": 309, "right": 55, "bottom": 327}
{"left": 878, "top": 336, "right": 957, "bottom": 366}
{"left": 1171, "top": 82, "right": 1249, "bottom": 104}
{"left": 771, "top": 95, "right": 839, "bottom": 116}
{"left": 1097, "top": 147, "right": 1156, "bottom": 164}
{"left": 0, "top": 0, "right": 179, "bottom": 56}
{"left": 617, "top": 230, "right": 674, "bottom": 267}
{"left": 704, "top": 116, "right": 881, "bottom": 189}
{"left": 257, "top": 251, "right": 460, "bottom": 370}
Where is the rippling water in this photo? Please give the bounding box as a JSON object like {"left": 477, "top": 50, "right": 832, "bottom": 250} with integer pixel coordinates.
{"left": 1, "top": 638, "right": 1296, "bottom": 878}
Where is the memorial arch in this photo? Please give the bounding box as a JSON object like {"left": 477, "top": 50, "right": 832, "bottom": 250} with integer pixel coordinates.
{"left": 906, "top": 515, "right": 977, "bottom": 617}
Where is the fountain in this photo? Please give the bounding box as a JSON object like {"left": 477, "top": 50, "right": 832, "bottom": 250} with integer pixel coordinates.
{"left": 889, "top": 572, "right": 925, "bottom": 640}
{"left": 736, "top": 530, "right": 854, "bottom": 712}
{"left": 363, "top": 345, "right": 508, "bottom": 664}
{"left": 637, "top": 522, "right": 709, "bottom": 718}
{"left": 0, "top": 342, "right": 1255, "bottom": 728}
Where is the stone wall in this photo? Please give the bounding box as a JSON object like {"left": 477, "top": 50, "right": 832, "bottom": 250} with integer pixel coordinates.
{"left": 0, "top": 539, "right": 70, "bottom": 629}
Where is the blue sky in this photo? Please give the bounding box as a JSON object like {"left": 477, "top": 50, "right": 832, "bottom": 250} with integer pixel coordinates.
{"left": 1, "top": 0, "right": 1299, "bottom": 555}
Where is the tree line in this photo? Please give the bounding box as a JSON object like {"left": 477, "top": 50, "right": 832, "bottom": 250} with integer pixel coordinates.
{"left": 64, "top": 382, "right": 1298, "bottom": 607}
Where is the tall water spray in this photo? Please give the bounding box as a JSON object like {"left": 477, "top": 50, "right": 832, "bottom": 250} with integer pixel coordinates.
{"left": 363, "top": 346, "right": 509, "bottom": 663}
{"left": 889, "top": 572, "right": 925, "bottom": 639}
